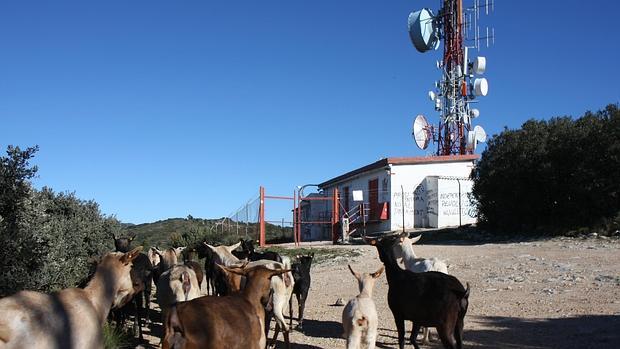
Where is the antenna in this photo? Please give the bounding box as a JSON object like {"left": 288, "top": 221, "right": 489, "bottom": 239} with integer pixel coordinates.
{"left": 407, "top": 0, "right": 494, "bottom": 155}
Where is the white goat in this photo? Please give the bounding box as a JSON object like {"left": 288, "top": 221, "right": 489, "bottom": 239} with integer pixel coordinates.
{"left": 0, "top": 247, "right": 142, "bottom": 349}
{"left": 342, "top": 264, "right": 384, "bottom": 349}
{"left": 392, "top": 234, "right": 448, "bottom": 273}
{"left": 244, "top": 258, "right": 295, "bottom": 349}
{"left": 204, "top": 241, "right": 242, "bottom": 266}
{"left": 156, "top": 264, "right": 201, "bottom": 315}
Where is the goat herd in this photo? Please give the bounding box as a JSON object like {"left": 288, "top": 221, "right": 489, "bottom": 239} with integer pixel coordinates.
{"left": 0, "top": 231, "right": 470, "bottom": 349}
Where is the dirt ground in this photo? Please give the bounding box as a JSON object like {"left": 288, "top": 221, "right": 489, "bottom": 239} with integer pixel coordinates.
{"left": 142, "top": 235, "right": 620, "bottom": 349}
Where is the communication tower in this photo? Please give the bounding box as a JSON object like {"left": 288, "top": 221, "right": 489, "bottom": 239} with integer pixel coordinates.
{"left": 409, "top": 0, "right": 494, "bottom": 155}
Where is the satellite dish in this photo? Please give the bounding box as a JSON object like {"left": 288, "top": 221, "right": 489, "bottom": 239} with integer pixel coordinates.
{"left": 473, "top": 57, "right": 486, "bottom": 75}
{"left": 412, "top": 114, "right": 432, "bottom": 150}
{"left": 474, "top": 125, "right": 487, "bottom": 143}
{"left": 466, "top": 126, "right": 487, "bottom": 151}
{"left": 473, "top": 78, "right": 489, "bottom": 96}
{"left": 469, "top": 108, "right": 480, "bottom": 118}
{"left": 408, "top": 9, "right": 440, "bottom": 53}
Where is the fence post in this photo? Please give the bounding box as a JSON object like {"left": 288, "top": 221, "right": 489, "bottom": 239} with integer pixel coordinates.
{"left": 293, "top": 190, "right": 297, "bottom": 246}
{"left": 259, "top": 186, "right": 266, "bottom": 247}
{"left": 332, "top": 187, "right": 339, "bottom": 243}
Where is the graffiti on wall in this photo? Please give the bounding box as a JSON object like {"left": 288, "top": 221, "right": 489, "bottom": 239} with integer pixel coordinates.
{"left": 392, "top": 190, "right": 415, "bottom": 218}
{"left": 439, "top": 183, "right": 477, "bottom": 218}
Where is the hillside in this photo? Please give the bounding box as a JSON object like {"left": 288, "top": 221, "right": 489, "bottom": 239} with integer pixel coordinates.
{"left": 122, "top": 217, "right": 293, "bottom": 248}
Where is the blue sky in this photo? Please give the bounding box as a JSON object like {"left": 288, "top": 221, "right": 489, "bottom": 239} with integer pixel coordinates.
{"left": 1, "top": 0, "right": 618, "bottom": 224}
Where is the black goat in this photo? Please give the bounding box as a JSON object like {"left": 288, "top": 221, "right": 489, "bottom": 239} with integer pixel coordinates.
{"left": 289, "top": 252, "right": 314, "bottom": 330}
{"left": 111, "top": 234, "right": 153, "bottom": 342}
{"left": 232, "top": 239, "right": 283, "bottom": 262}
{"left": 192, "top": 242, "right": 228, "bottom": 296}
{"left": 365, "top": 232, "right": 470, "bottom": 349}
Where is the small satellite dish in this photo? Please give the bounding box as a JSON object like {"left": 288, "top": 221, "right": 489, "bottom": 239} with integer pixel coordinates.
{"left": 428, "top": 91, "right": 436, "bottom": 101}
{"left": 408, "top": 9, "right": 440, "bottom": 53}
{"left": 412, "top": 114, "right": 432, "bottom": 150}
{"left": 473, "top": 78, "right": 489, "bottom": 96}
{"left": 469, "top": 108, "right": 480, "bottom": 118}
{"left": 473, "top": 57, "right": 486, "bottom": 75}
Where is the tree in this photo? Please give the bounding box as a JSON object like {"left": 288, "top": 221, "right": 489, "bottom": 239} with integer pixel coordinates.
{"left": 471, "top": 104, "right": 620, "bottom": 234}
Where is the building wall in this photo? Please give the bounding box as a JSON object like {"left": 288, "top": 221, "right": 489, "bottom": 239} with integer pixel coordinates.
{"left": 322, "top": 167, "right": 392, "bottom": 234}
{"left": 425, "top": 176, "right": 477, "bottom": 228}
{"left": 389, "top": 161, "right": 475, "bottom": 230}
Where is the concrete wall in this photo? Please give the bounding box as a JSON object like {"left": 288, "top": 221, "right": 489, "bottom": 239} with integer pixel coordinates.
{"left": 426, "top": 176, "right": 477, "bottom": 228}
{"left": 389, "top": 161, "right": 475, "bottom": 230}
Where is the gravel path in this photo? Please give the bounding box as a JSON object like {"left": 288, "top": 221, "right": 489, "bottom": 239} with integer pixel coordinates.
{"left": 141, "top": 236, "right": 620, "bottom": 348}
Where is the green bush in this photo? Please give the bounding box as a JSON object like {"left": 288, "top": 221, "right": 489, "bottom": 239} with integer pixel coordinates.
{"left": 0, "top": 146, "right": 117, "bottom": 296}
{"left": 471, "top": 104, "right": 620, "bottom": 234}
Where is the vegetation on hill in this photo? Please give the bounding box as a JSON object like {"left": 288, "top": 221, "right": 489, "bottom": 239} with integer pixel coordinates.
{"left": 123, "top": 216, "right": 293, "bottom": 249}
{"left": 472, "top": 103, "right": 620, "bottom": 235}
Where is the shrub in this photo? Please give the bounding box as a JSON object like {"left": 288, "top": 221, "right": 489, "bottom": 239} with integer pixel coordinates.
{"left": 0, "top": 146, "right": 118, "bottom": 296}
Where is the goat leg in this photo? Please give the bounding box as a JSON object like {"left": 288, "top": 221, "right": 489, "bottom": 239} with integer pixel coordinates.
{"left": 395, "top": 317, "right": 408, "bottom": 349}
{"left": 297, "top": 296, "right": 305, "bottom": 330}
{"left": 289, "top": 294, "right": 294, "bottom": 329}
{"left": 269, "top": 322, "right": 281, "bottom": 349}
{"left": 410, "top": 324, "right": 421, "bottom": 345}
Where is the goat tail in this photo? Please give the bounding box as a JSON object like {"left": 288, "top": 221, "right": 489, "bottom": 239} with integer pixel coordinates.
{"left": 459, "top": 282, "right": 471, "bottom": 316}
{"left": 181, "top": 271, "right": 192, "bottom": 301}
{"left": 464, "top": 282, "right": 470, "bottom": 299}
{"left": 356, "top": 316, "right": 368, "bottom": 328}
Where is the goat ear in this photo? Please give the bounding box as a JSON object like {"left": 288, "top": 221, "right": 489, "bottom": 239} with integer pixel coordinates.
{"left": 227, "top": 241, "right": 242, "bottom": 252}
{"left": 310, "top": 252, "right": 315, "bottom": 259}
{"left": 410, "top": 234, "right": 422, "bottom": 244}
{"left": 371, "top": 266, "right": 385, "bottom": 279}
{"left": 121, "top": 246, "right": 143, "bottom": 265}
{"left": 111, "top": 233, "right": 118, "bottom": 240}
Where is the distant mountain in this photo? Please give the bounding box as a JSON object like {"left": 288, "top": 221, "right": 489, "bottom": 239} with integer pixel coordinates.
{"left": 122, "top": 217, "right": 292, "bottom": 248}
{"left": 123, "top": 217, "right": 218, "bottom": 248}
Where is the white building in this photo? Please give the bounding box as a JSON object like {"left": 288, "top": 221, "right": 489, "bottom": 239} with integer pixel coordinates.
{"left": 306, "top": 155, "right": 478, "bottom": 238}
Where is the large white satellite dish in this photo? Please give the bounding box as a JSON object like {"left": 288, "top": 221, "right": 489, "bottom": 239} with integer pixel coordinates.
{"left": 474, "top": 125, "right": 487, "bottom": 143}
{"left": 408, "top": 8, "right": 440, "bottom": 53}
{"left": 412, "top": 114, "right": 432, "bottom": 150}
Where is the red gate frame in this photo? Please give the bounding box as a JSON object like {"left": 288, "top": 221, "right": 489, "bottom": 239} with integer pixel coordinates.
{"left": 258, "top": 186, "right": 341, "bottom": 247}
{"left": 258, "top": 186, "right": 295, "bottom": 247}
{"left": 293, "top": 187, "right": 339, "bottom": 246}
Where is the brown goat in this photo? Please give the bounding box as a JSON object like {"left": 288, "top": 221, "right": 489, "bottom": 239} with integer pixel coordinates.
{"left": 162, "top": 265, "right": 290, "bottom": 349}
{"left": 0, "top": 247, "right": 142, "bottom": 349}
